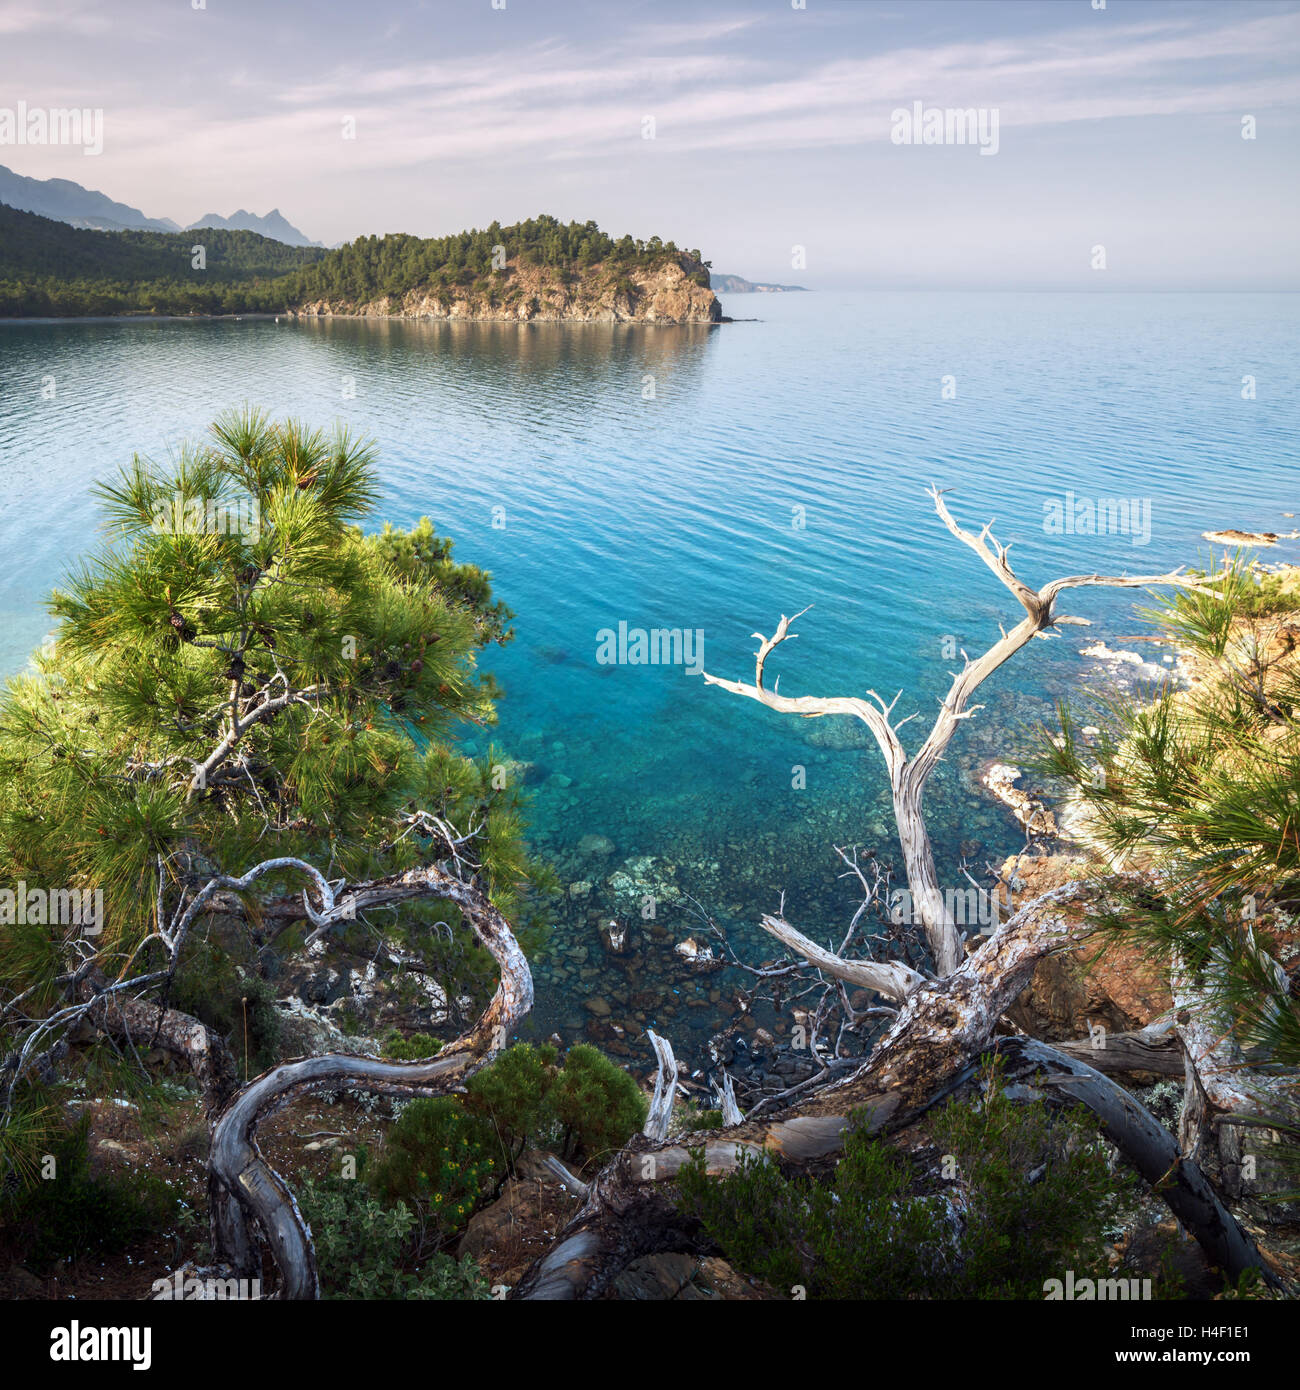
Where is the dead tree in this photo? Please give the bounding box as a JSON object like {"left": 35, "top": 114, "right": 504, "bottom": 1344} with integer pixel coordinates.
{"left": 512, "top": 879, "right": 1270, "bottom": 1298}
{"left": 509, "top": 490, "right": 1283, "bottom": 1297}
{"left": 702, "top": 486, "right": 1217, "bottom": 976}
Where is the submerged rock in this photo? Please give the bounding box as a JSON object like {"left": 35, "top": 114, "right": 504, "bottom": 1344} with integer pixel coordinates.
{"left": 602, "top": 919, "right": 630, "bottom": 953}
{"left": 606, "top": 855, "right": 682, "bottom": 911}
{"left": 577, "top": 833, "right": 615, "bottom": 857}
{"left": 802, "top": 716, "right": 874, "bottom": 750}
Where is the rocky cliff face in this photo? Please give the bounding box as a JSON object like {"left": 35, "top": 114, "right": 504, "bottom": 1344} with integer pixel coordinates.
{"left": 289, "top": 257, "right": 721, "bottom": 324}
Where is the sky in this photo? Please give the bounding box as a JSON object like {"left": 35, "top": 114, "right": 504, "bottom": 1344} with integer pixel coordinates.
{"left": 2, "top": 0, "right": 1298, "bottom": 288}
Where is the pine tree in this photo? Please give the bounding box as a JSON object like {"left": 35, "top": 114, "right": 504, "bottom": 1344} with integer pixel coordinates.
{"left": 1032, "top": 555, "right": 1300, "bottom": 1190}
{"left": 0, "top": 409, "right": 546, "bottom": 1170}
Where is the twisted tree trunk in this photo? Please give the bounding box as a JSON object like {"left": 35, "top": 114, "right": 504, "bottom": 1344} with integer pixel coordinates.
{"left": 206, "top": 860, "right": 532, "bottom": 1298}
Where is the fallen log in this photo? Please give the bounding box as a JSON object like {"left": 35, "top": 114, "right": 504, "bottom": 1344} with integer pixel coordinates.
{"left": 1052, "top": 1020, "right": 1183, "bottom": 1077}
{"left": 511, "top": 883, "right": 1273, "bottom": 1299}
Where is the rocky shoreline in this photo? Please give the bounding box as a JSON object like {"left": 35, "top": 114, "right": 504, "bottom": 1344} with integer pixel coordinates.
{"left": 288, "top": 258, "right": 722, "bottom": 325}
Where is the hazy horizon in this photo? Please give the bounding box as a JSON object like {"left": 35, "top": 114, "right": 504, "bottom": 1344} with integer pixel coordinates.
{"left": 2, "top": 0, "right": 1298, "bottom": 291}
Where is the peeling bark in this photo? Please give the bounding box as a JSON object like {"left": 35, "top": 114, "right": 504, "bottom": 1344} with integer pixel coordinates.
{"left": 713, "top": 1069, "right": 744, "bottom": 1127}
{"left": 643, "top": 1031, "right": 678, "bottom": 1143}
{"left": 1171, "top": 952, "right": 1296, "bottom": 1208}
{"left": 78, "top": 973, "right": 237, "bottom": 1115}
{"left": 1053, "top": 1020, "right": 1183, "bottom": 1077}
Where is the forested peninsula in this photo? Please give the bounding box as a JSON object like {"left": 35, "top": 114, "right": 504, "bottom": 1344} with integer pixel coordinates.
{"left": 0, "top": 206, "right": 721, "bottom": 323}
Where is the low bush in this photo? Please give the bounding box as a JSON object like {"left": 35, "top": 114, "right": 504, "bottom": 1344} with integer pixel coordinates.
{"left": 463, "top": 1042, "right": 558, "bottom": 1161}
{"left": 551, "top": 1044, "right": 647, "bottom": 1164}
{"left": 369, "top": 1098, "right": 501, "bottom": 1248}
{"left": 298, "top": 1166, "right": 489, "bottom": 1300}
{"left": 464, "top": 1041, "right": 646, "bottom": 1168}
{"left": 677, "top": 1064, "right": 1140, "bottom": 1300}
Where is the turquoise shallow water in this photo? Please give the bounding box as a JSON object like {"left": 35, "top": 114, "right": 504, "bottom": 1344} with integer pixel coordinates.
{"left": 1, "top": 292, "right": 1297, "bottom": 1059}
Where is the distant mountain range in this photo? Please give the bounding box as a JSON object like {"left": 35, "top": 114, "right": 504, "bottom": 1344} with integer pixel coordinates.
{"left": 0, "top": 164, "right": 321, "bottom": 247}
{"left": 186, "top": 208, "right": 321, "bottom": 247}
{"left": 710, "top": 273, "right": 808, "bottom": 293}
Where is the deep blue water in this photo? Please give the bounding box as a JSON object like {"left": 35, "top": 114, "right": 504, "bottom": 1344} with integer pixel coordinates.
{"left": 1, "top": 293, "right": 1296, "bottom": 1056}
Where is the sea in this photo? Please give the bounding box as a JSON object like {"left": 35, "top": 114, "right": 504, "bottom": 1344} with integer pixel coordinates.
{"left": 1, "top": 290, "right": 1296, "bottom": 1061}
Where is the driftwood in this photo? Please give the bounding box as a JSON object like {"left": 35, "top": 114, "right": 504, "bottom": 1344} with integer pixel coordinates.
{"left": 532, "top": 1153, "right": 590, "bottom": 1198}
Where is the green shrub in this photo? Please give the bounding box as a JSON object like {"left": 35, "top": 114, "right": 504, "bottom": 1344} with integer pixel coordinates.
{"left": 551, "top": 1043, "right": 647, "bottom": 1164}
{"left": 464, "top": 1042, "right": 558, "bottom": 1161}
{"left": 369, "top": 1098, "right": 501, "bottom": 1247}
{"left": 298, "top": 1168, "right": 489, "bottom": 1300}
{"left": 0, "top": 1117, "right": 177, "bottom": 1271}
{"left": 382, "top": 1031, "right": 443, "bottom": 1061}
{"left": 678, "top": 1065, "right": 1137, "bottom": 1300}
{"left": 677, "top": 1129, "right": 946, "bottom": 1298}
{"left": 460, "top": 1040, "right": 646, "bottom": 1169}
{"left": 928, "top": 1062, "right": 1132, "bottom": 1298}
